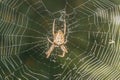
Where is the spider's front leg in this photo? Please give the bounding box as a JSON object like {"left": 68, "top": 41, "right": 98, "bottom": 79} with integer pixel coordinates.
{"left": 46, "top": 44, "right": 55, "bottom": 58}
{"left": 63, "top": 19, "right": 66, "bottom": 35}
{"left": 52, "top": 19, "right": 56, "bottom": 36}
{"left": 58, "top": 45, "right": 68, "bottom": 57}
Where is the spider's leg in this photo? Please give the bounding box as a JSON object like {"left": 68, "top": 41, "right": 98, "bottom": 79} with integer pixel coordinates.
{"left": 46, "top": 44, "right": 55, "bottom": 58}
{"left": 63, "top": 19, "right": 66, "bottom": 35}
{"left": 47, "top": 37, "right": 53, "bottom": 44}
{"left": 52, "top": 19, "right": 56, "bottom": 35}
{"left": 64, "top": 39, "right": 67, "bottom": 44}
{"left": 61, "top": 45, "right": 68, "bottom": 53}
{"left": 58, "top": 45, "right": 68, "bottom": 57}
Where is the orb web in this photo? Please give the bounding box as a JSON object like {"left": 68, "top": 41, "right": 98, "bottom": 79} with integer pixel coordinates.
{"left": 0, "top": 0, "right": 120, "bottom": 80}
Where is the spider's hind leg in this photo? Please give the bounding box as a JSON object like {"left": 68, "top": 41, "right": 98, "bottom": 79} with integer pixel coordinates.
{"left": 58, "top": 52, "right": 65, "bottom": 57}
{"left": 58, "top": 45, "right": 68, "bottom": 57}
{"left": 46, "top": 45, "right": 55, "bottom": 58}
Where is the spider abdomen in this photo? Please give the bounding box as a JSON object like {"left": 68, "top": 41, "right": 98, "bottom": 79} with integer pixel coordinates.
{"left": 54, "top": 30, "right": 65, "bottom": 45}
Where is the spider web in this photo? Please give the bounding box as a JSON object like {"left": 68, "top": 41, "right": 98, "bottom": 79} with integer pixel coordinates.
{"left": 0, "top": 0, "right": 120, "bottom": 80}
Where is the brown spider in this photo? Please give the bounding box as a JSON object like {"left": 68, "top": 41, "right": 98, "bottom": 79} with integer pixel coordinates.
{"left": 46, "top": 19, "right": 68, "bottom": 58}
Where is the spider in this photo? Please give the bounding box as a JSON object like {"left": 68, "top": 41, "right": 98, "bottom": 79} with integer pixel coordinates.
{"left": 46, "top": 19, "right": 68, "bottom": 58}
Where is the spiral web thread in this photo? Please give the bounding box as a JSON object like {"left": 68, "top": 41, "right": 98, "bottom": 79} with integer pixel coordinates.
{"left": 0, "top": 0, "right": 120, "bottom": 80}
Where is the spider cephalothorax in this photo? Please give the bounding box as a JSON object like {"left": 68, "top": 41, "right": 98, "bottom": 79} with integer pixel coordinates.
{"left": 46, "top": 19, "right": 68, "bottom": 58}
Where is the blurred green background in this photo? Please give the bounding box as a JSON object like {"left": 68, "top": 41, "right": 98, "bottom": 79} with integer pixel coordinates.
{"left": 0, "top": 0, "right": 120, "bottom": 80}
